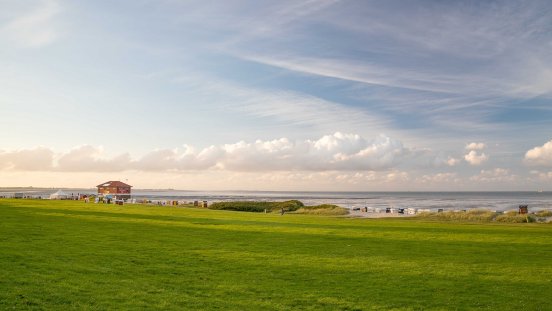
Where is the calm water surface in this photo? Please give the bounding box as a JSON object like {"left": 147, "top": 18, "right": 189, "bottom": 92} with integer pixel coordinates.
{"left": 2, "top": 188, "right": 551, "bottom": 211}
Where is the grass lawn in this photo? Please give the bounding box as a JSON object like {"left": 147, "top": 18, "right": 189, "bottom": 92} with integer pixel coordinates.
{"left": 1, "top": 199, "right": 551, "bottom": 310}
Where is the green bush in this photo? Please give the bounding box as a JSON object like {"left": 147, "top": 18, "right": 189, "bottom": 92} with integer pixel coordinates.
{"left": 208, "top": 200, "right": 304, "bottom": 213}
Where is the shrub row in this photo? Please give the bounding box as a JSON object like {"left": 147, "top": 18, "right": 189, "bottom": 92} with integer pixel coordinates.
{"left": 208, "top": 200, "right": 304, "bottom": 213}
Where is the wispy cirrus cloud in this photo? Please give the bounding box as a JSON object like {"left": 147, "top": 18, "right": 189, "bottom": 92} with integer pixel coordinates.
{"left": 170, "top": 71, "right": 390, "bottom": 134}
{"left": 0, "top": 0, "right": 62, "bottom": 47}
{"left": 211, "top": 0, "right": 552, "bottom": 138}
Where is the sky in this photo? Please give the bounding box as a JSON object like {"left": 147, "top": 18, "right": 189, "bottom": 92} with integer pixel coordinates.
{"left": 1, "top": 0, "right": 552, "bottom": 191}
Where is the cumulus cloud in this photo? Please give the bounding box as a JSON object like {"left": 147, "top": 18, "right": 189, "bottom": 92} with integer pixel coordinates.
{"left": 464, "top": 150, "right": 488, "bottom": 165}
{"left": 524, "top": 140, "right": 552, "bottom": 166}
{"left": 0, "top": 133, "right": 409, "bottom": 173}
{"left": 465, "top": 142, "right": 486, "bottom": 150}
{"left": 219, "top": 132, "right": 407, "bottom": 171}
{"left": 447, "top": 157, "right": 460, "bottom": 166}
{"left": 57, "top": 145, "right": 131, "bottom": 172}
{"left": 470, "top": 168, "right": 516, "bottom": 183}
{"left": 0, "top": 147, "right": 54, "bottom": 170}
{"left": 134, "top": 145, "right": 222, "bottom": 171}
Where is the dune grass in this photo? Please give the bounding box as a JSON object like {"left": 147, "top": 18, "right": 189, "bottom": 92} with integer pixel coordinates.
{"left": 208, "top": 200, "right": 304, "bottom": 213}
{"left": 294, "top": 204, "right": 349, "bottom": 216}
{"left": 416, "top": 209, "right": 549, "bottom": 223}
{"left": 1, "top": 199, "right": 552, "bottom": 310}
{"left": 416, "top": 209, "right": 498, "bottom": 222}
{"left": 535, "top": 210, "right": 552, "bottom": 217}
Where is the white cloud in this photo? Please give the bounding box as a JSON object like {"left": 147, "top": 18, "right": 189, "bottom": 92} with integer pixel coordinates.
{"left": 465, "top": 142, "right": 486, "bottom": 150}
{"left": 1, "top": 0, "right": 61, "bottom": 47}
{"left": 56, "top": 145, "right": 131, "bottom": 172}
{"left": 447, "top": 157, "right": 460, "bottom": 166}
{"left": 524, "top": 139, "right": 552, "bottom": 166}
{"left": 464, "top": 150, "right": 488, "bottom": 166}
{"left": 134, "top": 145, "right": 222, "bottom": 171}
{"left": 470, "top": 168, "right": 516, "bottom": 183}
{"left": 0, "top": 147, "right": 54, "bottom": 170}
{"left": 220, "top": 132, "right": 407, "bottom": 171}
{"left": 418, "top": 172, "right": 459, "bottom": 184}
{"left": 0, "top": 133, "right": 409, "bottom": 173}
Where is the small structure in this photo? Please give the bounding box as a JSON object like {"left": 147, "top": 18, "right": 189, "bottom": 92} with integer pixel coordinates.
{"left": 96, "top": 181, "right": 132, "bottom": 200}
{"left": 50, "top": 190, "right": 69, "bottom": 200}
{"left": 519, "top": 205, "right": 528, "bottom": 215}
{"left": 14, "top": 192, "right": 24, "bottom": 199}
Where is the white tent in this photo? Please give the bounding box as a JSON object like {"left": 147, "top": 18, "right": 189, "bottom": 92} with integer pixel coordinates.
{"left": 49, "top": 190, "right": 69, "bottom": 200}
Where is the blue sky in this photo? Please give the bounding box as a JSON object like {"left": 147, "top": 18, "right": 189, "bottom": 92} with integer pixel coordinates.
{"left": 1, "top": 0, "right": 551, "bottom": 190}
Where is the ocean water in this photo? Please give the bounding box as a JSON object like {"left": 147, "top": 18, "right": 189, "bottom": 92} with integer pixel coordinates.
{"left": 2, "top": 188, "right": 551, "bottom": 212}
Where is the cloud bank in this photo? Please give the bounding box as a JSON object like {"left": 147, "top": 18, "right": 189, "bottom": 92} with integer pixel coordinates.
{"left": 0, "top": 147, "right": 54, "bottom": 170}
{"left": 470, "top": 168, "right": 516, "bottom": 183}
{"left": 0, "top": 133, "right": 409, "bottom": 172}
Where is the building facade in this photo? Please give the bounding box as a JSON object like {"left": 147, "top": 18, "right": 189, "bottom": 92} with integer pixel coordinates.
{"left": 96, "top": 181, "right": 132, "bottom": 200}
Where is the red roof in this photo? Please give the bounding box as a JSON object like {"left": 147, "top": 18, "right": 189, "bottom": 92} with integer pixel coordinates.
{"left": 96, "top": 181, "right": 132, "bottom": 188}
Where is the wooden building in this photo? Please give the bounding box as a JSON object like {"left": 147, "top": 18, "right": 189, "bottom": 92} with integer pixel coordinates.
{"left": 96, "top": 181, "right": 132, "bottom": 200}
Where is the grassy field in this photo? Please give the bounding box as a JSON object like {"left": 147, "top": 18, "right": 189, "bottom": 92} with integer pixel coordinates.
{"left": 1, "top": 199, "right": 551, "bottom": 310}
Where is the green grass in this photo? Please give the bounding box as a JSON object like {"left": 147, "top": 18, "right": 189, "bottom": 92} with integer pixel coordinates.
{"left": 1, "top": 199, "right": 552, "bottom": 310}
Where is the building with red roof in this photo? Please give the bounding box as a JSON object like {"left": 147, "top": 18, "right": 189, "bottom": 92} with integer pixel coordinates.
{"left": 96, "top": 181, "right": 132, "bottom": 200}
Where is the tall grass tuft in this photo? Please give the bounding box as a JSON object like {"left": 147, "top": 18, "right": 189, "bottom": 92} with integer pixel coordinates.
{"left": 416, "top": 209, "right": 497, "bottom": 222}
{"left": 535, "top": 210, "right": 552, "bottom": 217}
{"left": 495, "top": 214, "right": 536, "bottom": 223}
{"left": 294, "top": 204, "right": 349, "bottom": 216}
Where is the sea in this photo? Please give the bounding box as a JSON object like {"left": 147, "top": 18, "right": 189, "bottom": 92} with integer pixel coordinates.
{"left": 1, "top": 188, "right": 551, "bottom": 212}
